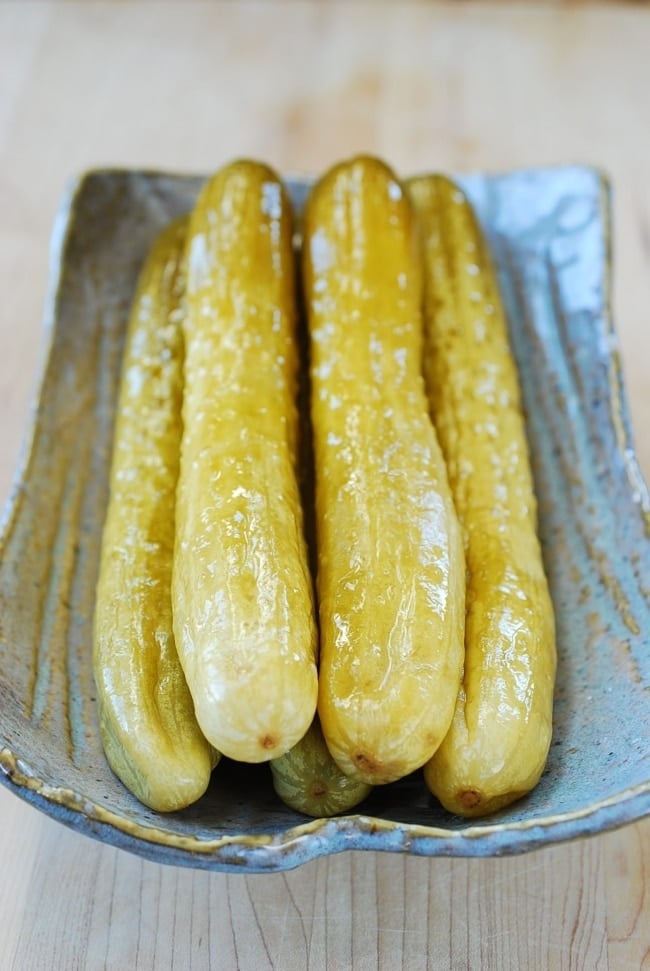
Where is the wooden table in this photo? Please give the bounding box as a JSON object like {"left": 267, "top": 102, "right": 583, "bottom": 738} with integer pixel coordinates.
{"left": 1, "top": 3, "right": 648, "bottom": 968}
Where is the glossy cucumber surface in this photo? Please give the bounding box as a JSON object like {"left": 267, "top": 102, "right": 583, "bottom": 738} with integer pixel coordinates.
{"left": 93, "top": 217, "right": 215, "bottom": 812}
{"left": 173, "top": 160, "right": 318, "bottom": 764}
{"left": 410, "top": 174, "right": 557, "bottom": 816}
{"left": 303, "top": 156, "right": 465, "bottom": 785}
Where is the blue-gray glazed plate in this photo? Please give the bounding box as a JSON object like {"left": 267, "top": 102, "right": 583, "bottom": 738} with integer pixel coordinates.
{"left": 0, "top": 165, "right": 648, "bottom": 872}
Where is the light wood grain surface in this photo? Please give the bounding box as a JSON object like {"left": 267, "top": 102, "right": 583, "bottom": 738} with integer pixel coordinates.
{"left": 1, "top": 3, "right": 649, "bottom": 969}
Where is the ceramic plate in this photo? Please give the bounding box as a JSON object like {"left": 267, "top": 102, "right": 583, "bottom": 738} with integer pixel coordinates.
{"left": 0, "top": 166, "right": 648, "bottom": 872}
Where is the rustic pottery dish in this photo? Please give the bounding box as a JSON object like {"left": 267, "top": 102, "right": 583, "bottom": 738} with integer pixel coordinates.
{"left": 0, "top": 166, "right": 648, "bottom": 872}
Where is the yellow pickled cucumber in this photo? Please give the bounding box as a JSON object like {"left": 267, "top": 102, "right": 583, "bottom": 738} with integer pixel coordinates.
{"left": 302, "top": 156, "right": 466, "bottom": 785}
{"left": 93, "top": 217, "right": 216, "bottom": 812}
{"left": 270, "top": 716, "right": 372, "bottom": 817}
{"left": 172, "top": 160, "right": 318, "bottom": 763}
{"left": 409, "top": 174, "right": 557, "bottom": 817}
